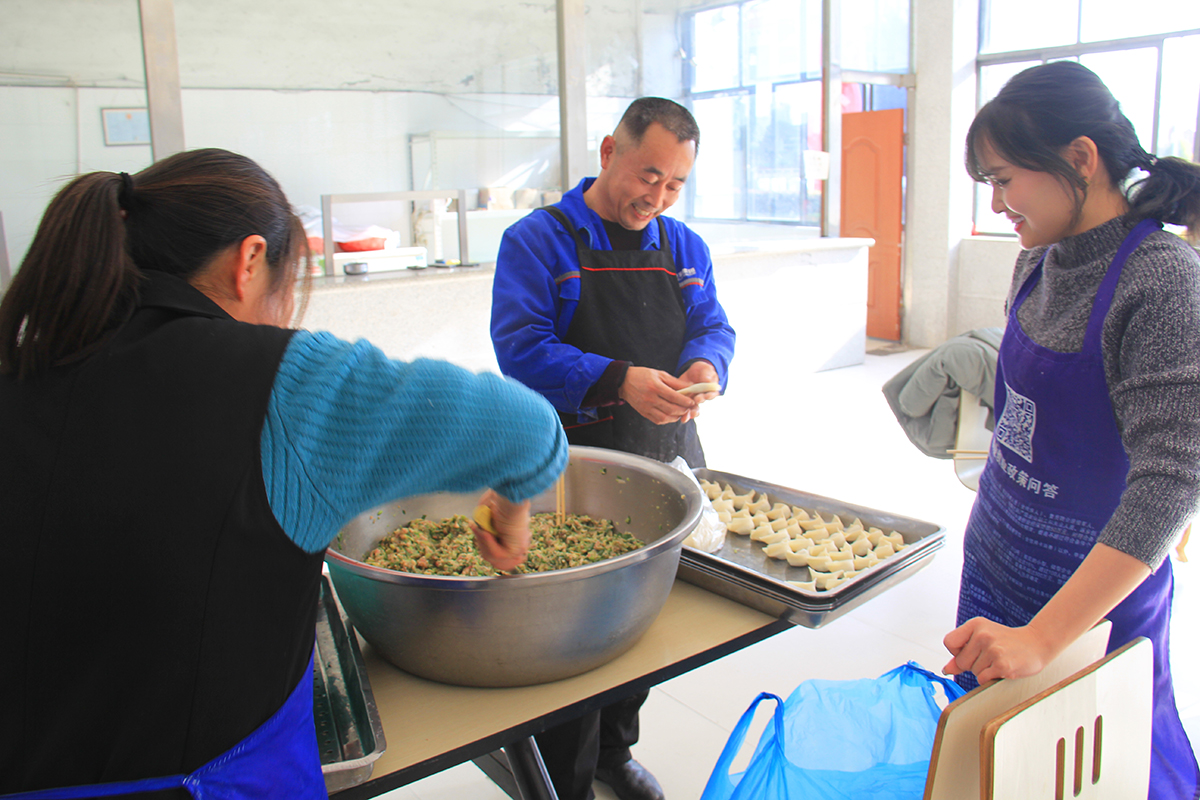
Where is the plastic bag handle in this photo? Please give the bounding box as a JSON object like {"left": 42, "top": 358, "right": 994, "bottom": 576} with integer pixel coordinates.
{"left": 699, "top": 691, "right": 784, "bottom": 798}
{"left": 898, "top": 660, "right": 966, "bottom": 701}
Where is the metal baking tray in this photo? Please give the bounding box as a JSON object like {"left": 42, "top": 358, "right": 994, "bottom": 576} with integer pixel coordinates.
{"left": 681, "top": 469, "right": 945, "bottom": 629}
{"left": 315, "top": 571, "right": 387, "bottom": 792}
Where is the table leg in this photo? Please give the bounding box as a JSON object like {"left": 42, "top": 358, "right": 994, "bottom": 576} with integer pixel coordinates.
{"left": 472, "top": 738, "right": 560, "bottom": 800}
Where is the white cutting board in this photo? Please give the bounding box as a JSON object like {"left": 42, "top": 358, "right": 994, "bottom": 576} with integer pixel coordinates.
{"left": 924, "top": 619, "right": 1112, "bottom": 800}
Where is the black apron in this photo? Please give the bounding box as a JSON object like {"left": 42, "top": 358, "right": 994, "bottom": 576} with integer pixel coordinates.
{"left": 546, "top": 206, "right": 705, "bottom": 466}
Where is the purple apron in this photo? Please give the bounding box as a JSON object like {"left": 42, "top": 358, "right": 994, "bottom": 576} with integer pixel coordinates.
{"left": 0, "top": 654, "right": 326, "bottom": 800}
{"left": 957, "top": 218, "right": 1199, "bottom": 799}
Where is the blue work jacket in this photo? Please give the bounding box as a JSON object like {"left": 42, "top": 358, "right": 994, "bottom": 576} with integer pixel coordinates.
{"left": 491, "top": 178, "right": 735, "bottom": 416}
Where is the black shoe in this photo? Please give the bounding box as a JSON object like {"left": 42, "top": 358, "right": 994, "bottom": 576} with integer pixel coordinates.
{"left": 594, "top": 759, "right": 665, "bottom": 800}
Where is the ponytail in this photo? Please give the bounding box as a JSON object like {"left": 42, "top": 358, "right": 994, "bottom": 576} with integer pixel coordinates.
{"left": 1128, "top": 156, "right": 1200, "bottom": 243}
{"left": 0, "top": 148, "right": 307, "bottom": 379}
{"left": 0, "top": 172, "right": 140, "bottom": 379}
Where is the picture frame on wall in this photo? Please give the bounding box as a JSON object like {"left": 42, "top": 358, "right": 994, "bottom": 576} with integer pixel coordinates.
{"left": 102, "top": 108, "right": 151, "bottom": 146}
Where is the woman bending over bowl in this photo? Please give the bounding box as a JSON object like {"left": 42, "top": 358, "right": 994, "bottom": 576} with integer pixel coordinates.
{"left": 0, "top": 148, "right": 567, "bottom": 799}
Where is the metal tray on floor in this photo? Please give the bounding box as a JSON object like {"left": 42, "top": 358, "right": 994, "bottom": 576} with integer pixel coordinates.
{"left": 681, "top": 469, "right": 945, "bottom": 629}
{"left": 315, "top": 572, "right": 386, "bottom": 792}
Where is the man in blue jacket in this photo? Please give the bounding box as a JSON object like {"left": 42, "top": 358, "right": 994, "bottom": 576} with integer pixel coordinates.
{"left": 491, "top": 97, "right": 735, "bottom": 800}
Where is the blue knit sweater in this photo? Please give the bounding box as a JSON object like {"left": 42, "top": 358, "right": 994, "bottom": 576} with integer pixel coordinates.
{"left": 261, "top": 330, "right": 569, "bottom": 553}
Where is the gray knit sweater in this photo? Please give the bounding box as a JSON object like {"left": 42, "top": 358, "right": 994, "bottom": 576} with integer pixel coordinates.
{"left": 1008, "top": 214, "right": 1200, "bottom": 568}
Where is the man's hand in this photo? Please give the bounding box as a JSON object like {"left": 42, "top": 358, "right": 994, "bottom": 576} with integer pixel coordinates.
{"left": 943, "top": 617, "right": 1057, "bottom": 684}
{"left": 470, "top": 489, "right": 532, "bottom": 572}
{"left": 676, "top": 361, "right": 721, "bottom": 421}
{"left": 619, "top": 366, "right": 695, "bottom": 424}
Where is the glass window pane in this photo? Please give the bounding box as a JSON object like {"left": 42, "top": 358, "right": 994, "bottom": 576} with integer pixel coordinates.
{"left": 979, "top": 0, "right": 1078, "bottom": 54}
{"left": 841, "top": 0, "right": 910, "bottom": 73}
{"left": 743, "top": 0, "right": 800, "bottom": 83}
{"left": 1159, "top": 35, "right": 1200, "bottom": 160}
{"left": 1081, "top": 0, "right": 1200, "bottom": 42}
{"left": 979, "top": 60, "right": 1040, "bottom": 106}
{"left": 743, "top": 0, "right": 821, "bottom": 84}
{"left": 746, "top": 81, "right": 823, "bottom": 224}
{"left": 692, "top": 95, "right": 747, "bottom": 219}
{"left": 1079, "top": 49, "right": 1158, "bottom": 152}
{"left": 691, "top": 7, "right": 741, "bottom": 92}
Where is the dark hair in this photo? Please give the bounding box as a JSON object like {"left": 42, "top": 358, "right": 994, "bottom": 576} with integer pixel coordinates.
{"left": 0, "top": 148, "right": 308, "bottom": 379}
{"left": 617, "top": 97, "right": 701, "bottom": 155}
{"left": 966, "top": 60, "right": 1200, "bottom": 240}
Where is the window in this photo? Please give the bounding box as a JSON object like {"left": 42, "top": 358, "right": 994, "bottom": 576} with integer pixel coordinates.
{"left": 974, "top": 1, "right": 1200, "bottom": 234}
{"left": 685, "top": 0, "right": 823, "bottom": 225}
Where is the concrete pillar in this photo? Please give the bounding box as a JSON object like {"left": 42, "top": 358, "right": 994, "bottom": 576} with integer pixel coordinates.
{"left": 903, "top": 0, "right": 978, "bottom": 346}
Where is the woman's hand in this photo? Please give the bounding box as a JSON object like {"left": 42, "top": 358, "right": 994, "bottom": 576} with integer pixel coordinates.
{"left": 943, "top": 543, "right": 1151, "bottom": 684}
{"left": 943, "top": 617, "right": 1057, "bottom": 683}
{"left": 470, "top": 490, "right": 532, "bottom": 572}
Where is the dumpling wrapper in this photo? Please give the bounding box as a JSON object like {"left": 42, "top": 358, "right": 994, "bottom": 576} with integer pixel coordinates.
{"left": 806, "top": 556, "right": 835, "bottom": 572}
{"left": 748, "top": 496, "right": 771, "bottom": 515}
{"left": 816, "top": 572, "right": 845, "bottom": 590}
{"left": 764, "top": 540, "right": 794, "bottom": 559}
{"left": 727, "top": 517, "right": 754, "bottom": 535}
{"left": 731, "top": 490, "right": 756, "bottom": 509}
{"left": 679, "top": 381, "right": 720, "bottom": 396}
{"left": 853, "top": 554, "right": 879, "bottom": 570}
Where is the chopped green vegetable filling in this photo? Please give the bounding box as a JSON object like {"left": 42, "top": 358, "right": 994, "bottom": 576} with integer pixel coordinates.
{"left": 364, "top": 513, "right": 642, "bottom": 577}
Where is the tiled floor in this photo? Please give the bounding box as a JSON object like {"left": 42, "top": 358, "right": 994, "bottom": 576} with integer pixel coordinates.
{"left": 380, "top": 347, "right": 1198, "bottom": 799}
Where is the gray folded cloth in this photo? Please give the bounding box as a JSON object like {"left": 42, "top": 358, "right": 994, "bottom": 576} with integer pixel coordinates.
{"left": 881, "top": 327, "right": 1003, "bottom": 459}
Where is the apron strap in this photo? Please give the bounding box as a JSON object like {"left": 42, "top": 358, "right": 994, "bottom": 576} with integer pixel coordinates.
{"left": 542, "top": 206, "right": 671, "bottom": 255}
{"left": 1083, "top": 218, "right": 1162, "bottom": 352}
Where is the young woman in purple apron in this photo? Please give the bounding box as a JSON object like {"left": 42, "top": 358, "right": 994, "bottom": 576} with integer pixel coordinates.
{"left": 943, "top": 62, "right": 1200, "bottom": 798}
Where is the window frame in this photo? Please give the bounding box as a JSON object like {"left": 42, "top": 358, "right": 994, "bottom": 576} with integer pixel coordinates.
{"left": 973, "top": 6, "right": 1200, "bottom": 234}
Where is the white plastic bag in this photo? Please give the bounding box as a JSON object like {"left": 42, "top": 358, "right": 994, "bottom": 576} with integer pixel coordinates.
{"left": 666, "top": 457, "right": 727, "bottom": 553}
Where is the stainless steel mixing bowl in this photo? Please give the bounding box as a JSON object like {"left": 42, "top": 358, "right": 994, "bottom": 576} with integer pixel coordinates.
{"left": 324, "top": 446, "right": 704, "bottom": 687}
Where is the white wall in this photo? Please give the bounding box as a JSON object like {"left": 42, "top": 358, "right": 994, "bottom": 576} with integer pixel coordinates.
{"left": 0, "top": 0, "right": 685, "bottom": 270}
{"left": 955, "top": 235, "right": 1019, "bottom": 332}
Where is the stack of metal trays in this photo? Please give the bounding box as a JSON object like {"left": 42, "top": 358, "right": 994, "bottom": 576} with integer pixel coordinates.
{"left": 314, "top": 572, "right": 387, "bottom": 792}
{"left": 681, "top": 469, "right": 945, "bottom": 629}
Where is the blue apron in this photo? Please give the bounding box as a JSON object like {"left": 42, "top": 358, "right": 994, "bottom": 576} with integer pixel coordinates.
{"left": 957, "top": 218, "right": 1199, "bottom": 799}
{"left": 1, "top": 655, "right": 326, "bottom": 800}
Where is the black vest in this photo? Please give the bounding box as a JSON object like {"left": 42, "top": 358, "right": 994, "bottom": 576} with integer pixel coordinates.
{"left": 0, "top": 272, "right": 325, "bottom": 793}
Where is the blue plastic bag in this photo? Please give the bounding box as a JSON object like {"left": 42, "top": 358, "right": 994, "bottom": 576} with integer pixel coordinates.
{"left": 700, "top": 662, "right": 965, "bottom": 800}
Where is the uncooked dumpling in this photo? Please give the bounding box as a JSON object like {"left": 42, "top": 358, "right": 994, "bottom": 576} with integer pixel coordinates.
{"left": 766, "top": 503, "right": 791, "bottom": 520}
{"left": 727, "top": 517, "right": 754, "bottom": 535}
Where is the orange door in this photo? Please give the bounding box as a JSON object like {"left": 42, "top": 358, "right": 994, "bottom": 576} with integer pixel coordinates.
{"left": 841, "top": 108, "right": 904, "bottom": 341}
